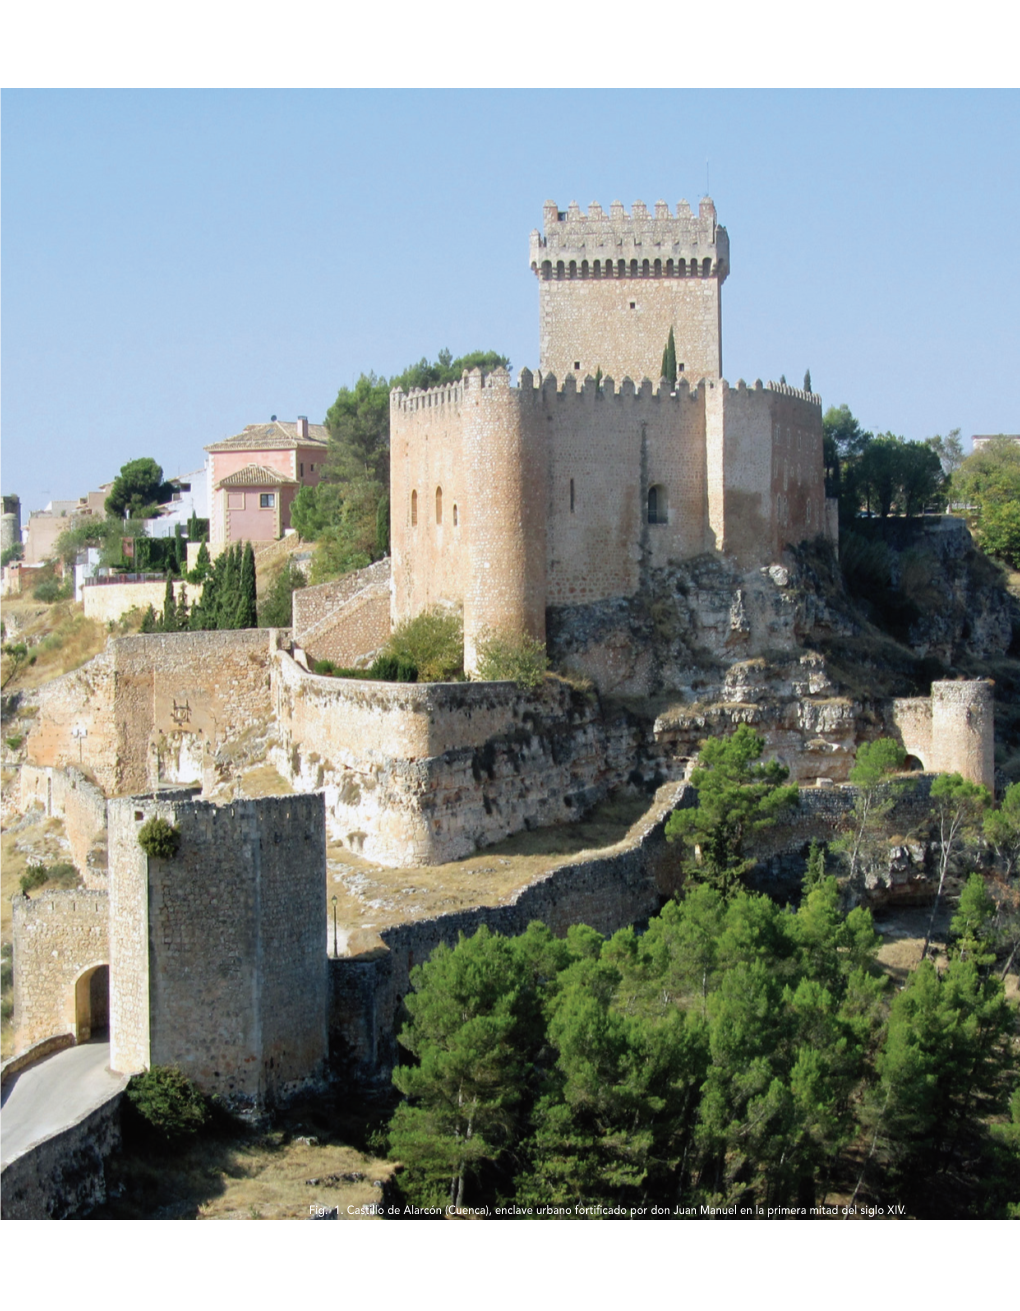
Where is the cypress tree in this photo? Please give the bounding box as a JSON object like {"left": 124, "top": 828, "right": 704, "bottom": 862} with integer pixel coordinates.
{"left": 803, "top": 368, "right": 812, "bottom": 393}
{"left": 234, "top": 543, "right": 258, "bottom": 629}
{"left": 217, "top": 544, "right": 239, "bottom": 629}
{"left": 376, "top": 494, "right": 390, "bottom": 557}
{"left": 160, "top": 572, "right": 177, "bottom": 632}
{"left": 139, "top": 604, "right": 157, "bottom": 634}
{"left": 173, "top": 526, "right": 186, "bottom": 575}
{"left": 175, "top": 584, "right": 189, "bottom": 631}
{"left": 661, "top": 327, "right": 677, "bottom": 386}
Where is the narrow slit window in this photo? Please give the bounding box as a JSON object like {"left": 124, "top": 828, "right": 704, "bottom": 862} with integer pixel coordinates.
{"left": 436, "top": 486, "right": 443, "bottom": 524}
{"left": 411, "top": 490, "right": 418, "bottom": 526}
{"left": 569, "top": 478, "right": 575, "bottom": 513}
{"left": 452, "top": 504, "right": 459, "bottom": 527}
{"left": 647, "top": 484, "right": 668, "bottom": 525}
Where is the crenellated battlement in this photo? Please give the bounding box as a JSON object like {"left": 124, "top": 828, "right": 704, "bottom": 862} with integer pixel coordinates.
{"left": 765, "top": 381, "right": 823, "bottom": 406}
{"left": 531, "top": 196, "right": 728, "bottom": 283}
{"left": 390, "top": 378, "right": 465, "bottom": 414}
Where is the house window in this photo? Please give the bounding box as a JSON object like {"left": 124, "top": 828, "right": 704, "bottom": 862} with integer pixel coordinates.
{"left": 436, "top": 486, "right": 443, "bottom": 524}
{"left": 260, "top": 493, "right": 275, "bottom": 508}
{"left": 411, "top": 490, "right": 418, "bottom": 526}
{"left": 647, "top": 484, "right": 668, "bottom": 524}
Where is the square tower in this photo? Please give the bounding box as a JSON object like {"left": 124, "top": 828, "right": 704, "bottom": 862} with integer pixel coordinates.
{"left": 530, "top": 198, "right": 729, "bottom": 384}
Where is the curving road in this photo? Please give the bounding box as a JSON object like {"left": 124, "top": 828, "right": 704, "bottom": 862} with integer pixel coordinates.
{"left": 1, "top": 1041, "right": 128, "bottom": 1168}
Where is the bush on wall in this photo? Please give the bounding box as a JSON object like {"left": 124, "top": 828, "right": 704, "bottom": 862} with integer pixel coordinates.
{"left": 473, "top": 630, "right": 549, "bottom": 689}
{"left": 137, "top": 816, "right": 181, "bottom": 860}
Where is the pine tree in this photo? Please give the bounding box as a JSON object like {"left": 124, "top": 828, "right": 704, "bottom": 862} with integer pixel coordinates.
{"left": 660, "top": 327, "right": 677, "bottom": 386}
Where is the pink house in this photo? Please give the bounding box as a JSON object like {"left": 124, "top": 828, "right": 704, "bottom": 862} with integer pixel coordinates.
{"left": 205, "top": 416, "right": 329, "bottom": 550}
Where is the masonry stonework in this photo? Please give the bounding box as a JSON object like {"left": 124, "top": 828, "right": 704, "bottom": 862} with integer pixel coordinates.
{"left": 390, "top": 200, "right": 831, "bottom": 671}
{"left": 108, "top": 792, "right": 327, "bottom": 1110}
{"left": 12, "top": 890, "right": 109, "bottom": 1050}
{"left": 891, "top": 680, "right": 995, "bottom": 792}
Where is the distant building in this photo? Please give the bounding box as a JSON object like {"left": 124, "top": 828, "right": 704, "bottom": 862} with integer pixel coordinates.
{"left": 205, "top": 417, "right": 328, "bottom": 551}
{"left": 971, "top": 434, "right": 1020, "bottom": 452}
{"left": 144, "top": 467, "right": 210, "bottom": 538}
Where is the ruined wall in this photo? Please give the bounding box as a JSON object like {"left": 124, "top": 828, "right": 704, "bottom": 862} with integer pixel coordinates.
{"left": 12, "top": 890, "right": 109, "bottom": 1050}
{"left": 890, "top": 680, "right": 995, "bottom": 792}
{"left": 108, "top": 793, "right": 326, "bottom": 1109}
{"left": 273, "top": 651, "right": 652, "bottom": 865}
{"left": 19, "top": 765, "right": 108, "bottom": 886}
{"left": 25, "top": 629, "right": 281, "bottom": 797}
{"left": 531, "top": 198, "right": 727, "bottom": 384}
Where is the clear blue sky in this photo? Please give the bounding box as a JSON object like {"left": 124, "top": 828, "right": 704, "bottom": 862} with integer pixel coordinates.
{"left": 3, "top": 89, "right": 1018, "bottom": 517}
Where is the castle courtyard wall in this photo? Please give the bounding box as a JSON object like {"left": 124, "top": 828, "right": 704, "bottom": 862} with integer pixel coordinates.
{"left": 82, "top": 578, "right": 201, "bottom": 625}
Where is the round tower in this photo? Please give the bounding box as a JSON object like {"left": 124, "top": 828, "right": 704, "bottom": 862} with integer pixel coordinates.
{"left": 930, "top": 679, "right": 995, "bottom": 792}
{"left": 462, "top": 369, "right": 547, "bottom": 673}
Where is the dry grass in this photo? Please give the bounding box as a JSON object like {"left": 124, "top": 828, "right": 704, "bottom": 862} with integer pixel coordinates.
{"left": 99, "top": 1105, "right": 397, "bottom": 1220}
{"left": 1, "top": 596, "right": 113, "bottom": 692}
{"left": 236, "top": 763, "right": 294, "bottom": 798}
{"left": 330, "top": 790, "right": 654, "bottom": 952}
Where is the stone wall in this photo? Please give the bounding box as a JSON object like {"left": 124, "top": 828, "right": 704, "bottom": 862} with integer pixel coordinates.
{"left": 273, "top": 651, "right": 655, "bottom": 865}
{"left": 292, "top": 559, "right": 390, "bottom": 638}
{"left": 12, "top": 890, "right": 109, "bottom": 1050}
{"left": 108, "top": 792, "right": 327, "bottom": 1109}
{"left": 82, "top": 577, "right": 201, "bottom": 625}
{"left": 23, "top": 629, "right": 282, "bottom": 796}
{"left": 890, "top": 680, "right": 995, "bottom": 792}
{"left": 0, "top": 1086, "right": 125, "bottom": 1220}
{"left": 19, "top": 764, "right": 108, "bottom": 886}
{"left": 330, "top": 780, "right": 691, "bottom": 1079}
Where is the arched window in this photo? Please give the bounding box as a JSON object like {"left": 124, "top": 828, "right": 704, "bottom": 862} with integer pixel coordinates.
{"left": 436, "top": 486, "right": 443, "bottom": 524}
{"left": 410, "top": 490, "right": 418, "bottom": 527}
{"left": 647, "top": 484, "right": 668, "bottom": 525}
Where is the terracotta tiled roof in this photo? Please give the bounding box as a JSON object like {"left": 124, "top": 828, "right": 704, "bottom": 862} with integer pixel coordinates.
{"left": 205, "top": 420, "right": 330, "bottom": 453}
{"left": 215, "top": 464, "right": 299, "bottom": 489}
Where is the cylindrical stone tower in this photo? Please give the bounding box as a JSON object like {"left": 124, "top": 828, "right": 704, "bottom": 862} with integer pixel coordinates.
{"left": 462, "top": 369, "right": 547, "bottom": 673}
{"left": 930, "top": 679, "right": 995, "bottom": 792}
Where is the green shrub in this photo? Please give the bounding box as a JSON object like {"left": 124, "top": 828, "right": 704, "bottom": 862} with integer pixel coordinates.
{"left": 473, "top": 629, "right": 549, "bottom": 689}
{"left": 313, "top": 658, "right": 336, "bottom": 676}
{"left": 5, "top": 735, "right": 23, "bottom": 751}
{"left": 368, "top": 653, "right": 417, "bottom": 683}
{"left": 125, "top": 1065, "right": 208, "bottom": 1140}
{"left": 386, "top": 608, "right": 463, "bottom": 682}
{"left": 32, "top": 577, "right": 72, "bottom": 603}
{"left": 137, "top": 816, "right": 181, "bottom": 860}
{"left": 47, "top": 862, "right": 78, "bottom": 887}
{"left": 20, "top": 865, "right": 50, "bottom": 894}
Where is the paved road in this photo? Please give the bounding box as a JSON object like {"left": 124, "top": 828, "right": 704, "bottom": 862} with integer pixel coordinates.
{"left": 1, "top": 1042, "right": 128, "bottom": 1168}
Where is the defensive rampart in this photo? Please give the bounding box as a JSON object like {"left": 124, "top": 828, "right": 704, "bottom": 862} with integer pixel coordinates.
{"left": 273, "top": 651, "right": 653, "bottom": 865}
{"left": 19, "top": 764, "right": 108, "bottom": 885}
{"left": 890, "top": 680, "right": 995, "bottom": 792}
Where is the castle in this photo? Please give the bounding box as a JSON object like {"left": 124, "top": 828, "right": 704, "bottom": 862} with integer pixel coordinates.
{"left": 390, "top": 198, "right": 835, "bottom": 669}
{"left": 3, "top": 201, "right": 1000, "bottom": 1215}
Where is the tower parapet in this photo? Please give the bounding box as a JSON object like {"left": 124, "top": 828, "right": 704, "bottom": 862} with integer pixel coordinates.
{"left": 531, "top": 197, "right": 729, "bottom": 385}
{"left": 530, "top": 197, "right": 729, "bottom": 283}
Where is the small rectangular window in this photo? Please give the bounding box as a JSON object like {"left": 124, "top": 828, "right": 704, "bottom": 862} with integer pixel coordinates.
{"left": 629, "top": 302, "right": 636, "bottom": 310}
{"left": 574, "top": 361, "right": 581, "bottom": 371}
{"left": 260, "top": 493, "right": 275, "bottom": 508}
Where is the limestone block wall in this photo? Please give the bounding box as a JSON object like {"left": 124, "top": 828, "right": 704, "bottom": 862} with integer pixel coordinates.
{"left": 292, "top": 558, "right": 390, "bottom": 640}
{"left": 296, "top": 585, "right": 391, "bottom": 668}
{"left": 22, "top": 649, "right": 120, "bottom": 794}
{"left": 273, "top": 650, "right": 656, "bottom": 865}
{"left": 82, "top": 578, "right": 202, "bottom": 625}
{"left": 12, "top": 890, "right": 109, "bottom": 1050}
{"left": 531, "top": 198, "right": 728, "bottom": 384}
{"left": 108, "top": 793, "right": 327, "bottom": 1109}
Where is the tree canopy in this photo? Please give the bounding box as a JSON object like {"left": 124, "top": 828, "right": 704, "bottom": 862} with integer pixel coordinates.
{"left": 105, "top": 458, "right": 174, "bottom": 518}
{"left": 953, "top": 437, "right": 1020, "bottom": 567}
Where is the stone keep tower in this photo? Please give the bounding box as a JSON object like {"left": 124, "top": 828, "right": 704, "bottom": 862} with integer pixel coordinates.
{"left": 530, "top": 198, "right": 729, "bottom": 384}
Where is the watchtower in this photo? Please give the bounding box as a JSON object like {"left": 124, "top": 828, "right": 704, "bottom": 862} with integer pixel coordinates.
{"left": 530, "top": 198, "right": 729, "bottom": 385}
